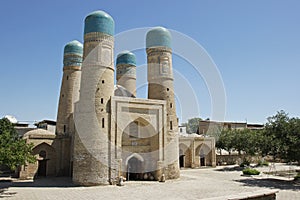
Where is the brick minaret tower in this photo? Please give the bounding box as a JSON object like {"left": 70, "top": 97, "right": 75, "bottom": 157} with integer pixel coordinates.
{"left": 73, "top": 10, "right": 115, "bottom": 186}
{"left": 56, "top": 40, "right": 83, "bottom": 176}
{"left": 146, "top": 27, "right": 180, "bottom": 179}
{"left": 56, "top": 40, "right": 83, "bottom": 136}
{"left": 116, "top": 51, "right": 136, "bottom": 97}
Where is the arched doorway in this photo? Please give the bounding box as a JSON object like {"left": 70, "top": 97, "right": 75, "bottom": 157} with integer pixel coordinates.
{"left": 121, "top": 118, "right": 159, "bottom": 181}
{"left": 179, "top": 143, "right": 191, "bottom": 168}
{"left": 37, "top": 150, "right": 47, "bottom": 176}
{"left": 195, "top": 144, "right": 211, "bottom": 167}
{"left": 127, "top": 156, "right": 143, "bottom": 181}
{"left": 179, "top": 155, "right": 185, "bottom": 168}
{"left": 200, "top": 149, "right": 205, "bottom": 167}
{"left": 32, "top": 143, "right": 56, "bottom": 177}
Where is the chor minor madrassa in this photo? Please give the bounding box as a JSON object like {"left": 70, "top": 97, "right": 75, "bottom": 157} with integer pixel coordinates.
{"left": 16, "top": 10, "right": 216, "bottom": 186}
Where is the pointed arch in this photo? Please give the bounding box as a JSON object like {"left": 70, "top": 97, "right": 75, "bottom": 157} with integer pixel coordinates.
{"left": 125, "top": 153, "right": 144, "bottom": 166}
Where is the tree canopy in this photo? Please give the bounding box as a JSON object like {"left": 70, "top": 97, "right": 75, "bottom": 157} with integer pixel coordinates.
{"left": 181, "top": 117, "right": 202, "bottom": 134}
{"left": 0, "top": 118, "right": 36, "bottom": 171}
{"left": 216, "top": 110, "right": 300, "bottom": 163}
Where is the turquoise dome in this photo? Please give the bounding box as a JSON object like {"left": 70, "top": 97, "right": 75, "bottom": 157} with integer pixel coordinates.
{"left": 84, "top": 10, "right": 114, "bottom": 36}
{"left": 64, "top": 40, "right": 83, "bottom": 55}
{"left": 63, "top": 40, "right": 83, "bottom": 67}
{"left": 116, "top": 51, "right": 136, "bottom": 66}
{"left": 146, "top": 27, "right": 171, "bottom": 48}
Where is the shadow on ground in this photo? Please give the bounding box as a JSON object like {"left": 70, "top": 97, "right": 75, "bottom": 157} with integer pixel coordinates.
{"left": 0, "top": 180, "right": 16, "bottom": 198}
{"left": 215, "top": 165, "right": 244, "bottom": 172}
{"left": 236, "top": 178, "right": 300, "bottom": 191}
{"left": 11, "top": 177, "right": 78, "bottom": 188}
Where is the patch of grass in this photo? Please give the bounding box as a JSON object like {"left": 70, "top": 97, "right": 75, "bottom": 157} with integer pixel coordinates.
{"left": 242, "top": 168, "right": 260, "bottom": 175}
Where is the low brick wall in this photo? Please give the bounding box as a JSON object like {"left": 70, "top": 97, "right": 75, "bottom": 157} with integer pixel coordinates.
{"left": 216, "top": 155, "right": 262, "bottom": 165}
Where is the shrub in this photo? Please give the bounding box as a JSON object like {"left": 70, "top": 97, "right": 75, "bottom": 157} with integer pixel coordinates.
{"left": 242, "top": 168, "right": 260, "bottom": 175}
{"left": 294, "top": 173, "right": 300, "bottom": 181}
{"left": 240, "top": 160, "right": 250, "bottom": 168}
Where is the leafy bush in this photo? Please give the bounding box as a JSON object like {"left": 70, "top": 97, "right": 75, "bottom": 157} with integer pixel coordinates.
{"left": 294, "top": 173, "right": 300, "bottom": 181}
{"left": 242, "top": 168, "right": 260, "bottom": 175}
{"left": 240, "top": 160, "right": 250, "bottom": 167}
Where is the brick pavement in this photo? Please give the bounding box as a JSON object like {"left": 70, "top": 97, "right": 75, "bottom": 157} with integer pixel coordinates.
{"left": 1, "top": 165, "right": 299, "bottom": 200}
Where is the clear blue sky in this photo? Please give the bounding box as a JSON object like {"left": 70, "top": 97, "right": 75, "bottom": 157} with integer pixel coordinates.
{"left": 0, "top": 0, "right": 299, "bottom": 124}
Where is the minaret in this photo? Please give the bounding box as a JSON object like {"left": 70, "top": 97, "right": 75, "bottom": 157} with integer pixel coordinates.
{"left": 146, "top": 27, "right": 180, "bottom": 179}
{"left": 56, "top": 40, "right": 83, "bottom": 136}
{"left": 116, "top": 51, "right": 136, "bottom": 97}
{"left": 73, "top": 10, "right": 115, "bottom": 186}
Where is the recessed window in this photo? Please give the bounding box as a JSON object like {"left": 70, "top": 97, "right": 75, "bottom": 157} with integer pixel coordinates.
{"left": 167, "top": 88, "right": 169, "bottom": 91}
{"left": 101, "top": 98, "right": 104, "bottom": 104}
{"left": 62, "top": 94, "right": 64, "bottom": 97}
{"left": 102, "top": 80, "right": 105, "bottom": 84}
{"left": 102, "top": 118, "right": 105, "bottom": 128}
{"left": 63, "top": 125, "right": 66, "bottom": 133}
{"left": 170, "top": 103, "right": 173, "bottom": 108}
{"left": 66, "top": 76, "right": 69, "bottom": 80}
{"left": 170, "top": 121, "right": 173, "bottom": 130}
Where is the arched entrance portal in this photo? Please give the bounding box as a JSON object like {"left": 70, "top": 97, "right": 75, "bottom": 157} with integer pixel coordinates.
{"left": 127, "top": 157, "right": 143, "bottom": 181}
{"left": 37, "top": 150, "right": 47, "bottom": 176}
{"left": 195, "top": 144, "right": 212, "bottom": 167}
{"left": 122, "top": 118, "right": 159, "bottom": 181}
{"left": 32, "top": 142, "right": 56, "bottom": 177}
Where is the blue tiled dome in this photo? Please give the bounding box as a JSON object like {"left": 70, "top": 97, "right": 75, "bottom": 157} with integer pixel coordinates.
{"left": 146, "top": 27, "right": 171, "bottom": 48}
{"left": 116, "top": 51, "right": 136, "bottom": 66}
{"left": 84, "top": 10, "right": 114, "bottom": 36}
{"left": 64, "top": 40, "right": 83, "bottom": 55}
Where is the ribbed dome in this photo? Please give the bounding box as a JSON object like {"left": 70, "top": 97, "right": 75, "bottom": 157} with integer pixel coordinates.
{"left": 116, "top": 51, "right": 136, "bottom": 66}
{"left": 84, "top": 10, "right": 114, "bottom": 36}
{"left": 146, "top": 27, "right": 171, "bottom": 48}
{"left": 64, "top": 40, "right": 83, "bottom": 55}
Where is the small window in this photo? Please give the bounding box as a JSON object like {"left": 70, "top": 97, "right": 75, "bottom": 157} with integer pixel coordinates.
{"left": 167, "top": 88, "right": 169, "bottom": 91}
{"left": 66, "top": 76, "right": 69, "bottom": 80}
{"left": 101, "top": 98, "right": 104, "bottom": 104}
{"left": 62, "top": 94, "right": 64, "bottom": 98}
{"left": 170, "top": 121, "right": 173, "bottom": 130}
{"left": 102, "top": 80, "right": 105, "bottom": 84}
{"left": 102, "top": 118, "right": 105, "bottom": 128}
{"left": 63, "top": 125, "right": 66, "bottom": 133}
{"left": 170, "top": 103, "right": 173, "bottom": 108}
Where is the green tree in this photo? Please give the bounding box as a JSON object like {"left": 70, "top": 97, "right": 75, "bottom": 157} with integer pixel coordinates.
{"left": 216, "top": 129, "right": 234, "bottom": 154}
{"left": 264, "top": 110, "right": 291, "bottom": 160}
{"left": 182, "top": 117, "right": 202, "bottom": 134}
{"left": 264, "top": 110, "right": 300, "bottom": 163}
{"left": 285, "top": 117, "right": 300, "bottom": 163}
{"left": 0, "top": 118, "right": 36, "bottom": 171}
{"left": 216, "top": 128, "right": 261, "bottom": 156}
